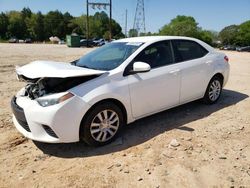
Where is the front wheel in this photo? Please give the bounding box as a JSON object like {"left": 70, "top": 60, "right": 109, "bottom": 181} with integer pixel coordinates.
{"left": 203, "top": 76, "right": 223, "bottom": 104}
{"left": 80, "top": 102, "right": 124, "bottom": 146}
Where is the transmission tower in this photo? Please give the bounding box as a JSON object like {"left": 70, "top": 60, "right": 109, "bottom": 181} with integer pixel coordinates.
{"left": 133, "top": 0, "right": 146, "bottom": 36}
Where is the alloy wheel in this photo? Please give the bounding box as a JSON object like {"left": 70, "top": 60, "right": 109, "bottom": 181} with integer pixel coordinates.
{"left": 90, "top": 110, "right": 120, "bottom": 142}
{"left": 208, "top": 80, "right": 221, "bottom": 101}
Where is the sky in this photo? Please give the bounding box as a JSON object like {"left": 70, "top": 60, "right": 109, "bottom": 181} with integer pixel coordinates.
{"left": 0, "top": 0, "right": 250, "bottom": 34}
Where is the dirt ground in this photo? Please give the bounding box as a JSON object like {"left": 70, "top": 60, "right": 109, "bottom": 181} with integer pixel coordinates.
{"left": 0, "top": 43, "right": 249, "bottom": 188}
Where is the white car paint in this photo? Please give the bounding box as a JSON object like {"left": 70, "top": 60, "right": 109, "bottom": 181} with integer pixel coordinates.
{"left": 128, "top": 63, "right": 181, "bottom": 118}
{"left": 16, "top": 60, "right": 105, "bottom": 79}
{"left": 11, "top": 36, "right": 230, "bottom": 143}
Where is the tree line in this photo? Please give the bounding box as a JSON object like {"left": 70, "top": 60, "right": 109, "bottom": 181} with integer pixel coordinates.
{"left": 129, "top": 15, "right": 250, "bottom": 47}
{"left": 129, "top": 15, "right": 218, "bottom": 46}
{"left": 1, "top": 8, "right": 250, "bottom": 46}
{"left": 219, "top": 21, "right": 250, "bottom": 46}
{"left": 0, "top": 8, "right": 124, "bottom": 41}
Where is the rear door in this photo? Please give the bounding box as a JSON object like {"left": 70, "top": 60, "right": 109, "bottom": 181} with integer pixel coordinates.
{"left": 171, "top": 40, "right": 210, "bottom": 103}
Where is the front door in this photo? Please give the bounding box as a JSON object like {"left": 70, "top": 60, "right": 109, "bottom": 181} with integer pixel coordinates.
{"left": 127, "top": 41, "right": 181, "bottom": 119}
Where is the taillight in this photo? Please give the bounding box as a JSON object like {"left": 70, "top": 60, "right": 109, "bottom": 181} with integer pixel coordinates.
{"left": 224, "top": 56, "right": 229, "bottom": 62}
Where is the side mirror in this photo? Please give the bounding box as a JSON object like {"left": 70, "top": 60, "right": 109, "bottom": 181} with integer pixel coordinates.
{"left": 132, "top": 62, "right": 151, "bottom": 73}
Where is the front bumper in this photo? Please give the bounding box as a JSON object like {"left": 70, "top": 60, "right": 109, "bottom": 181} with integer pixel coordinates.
{"left": 11, "top": 94, "right": 90, "bottom": 143}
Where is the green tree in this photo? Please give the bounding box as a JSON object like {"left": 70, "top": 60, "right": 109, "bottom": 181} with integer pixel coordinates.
{"left": 159, "top": 15, "right": 201, "bottom": 38}
{"left": 219, "top": 25, "right": 239, "bottom": 45}
{"left": 1, "top": 8, "right": 124, "bottom": 41}
{"left": 0, "top": 12, "right": 9, "bottom": 39}
{"left": 21, "top": 7, "right": 32, "bottom": 19}
{"left": 89, "top": 11, "right": 124, "bottom": 39}
{"left": 35, "top": 12, "right": 45, "bottom": 41}
{"left": 44, "top": 10, "right": 65, "bottom": 39}
{"left": 92, "top": 11, "right": 109, "bottom": 37}
{"left": 70, "top": 15, "right": 87, "bottom": 36}
{"left": 7, "top": 11, "right": 26, "bottom": 38}
{"left": 199, "top": 30, "right": 213, "bottom": 45}
{"left": 63, "top": 12, "right": 74, "bottom": 35}
{"left": 159, "top": 15, "right": 215, "bottom": 45}
{"left": 237, "top": 21, "right": 250, "bottom": 46}
{"left": 111, "top": 20, "right": 124, "bottom": 39}
{"left": 26, "top": 11, "right": 45, "bottom": 41}
{"left": 129, "top": 29, "right": 138, "bottom": 37}
{"left": 70, "top": 11, "right": 124, "bottom": 39}
{"left": 21, "top": 7, "right": 33, "bottom": 38}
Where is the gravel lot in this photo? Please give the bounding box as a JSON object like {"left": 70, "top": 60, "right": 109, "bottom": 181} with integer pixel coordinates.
{"left": 0, "top": 43, "right": 249, "bottom": 187}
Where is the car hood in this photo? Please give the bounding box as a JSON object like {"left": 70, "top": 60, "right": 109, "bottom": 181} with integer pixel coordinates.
{"left": 16, "top": 60, "right": 105, "bottom": 79}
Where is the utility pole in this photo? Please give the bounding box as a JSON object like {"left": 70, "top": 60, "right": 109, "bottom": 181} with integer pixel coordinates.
{"left": 109, "top": 0, "right": 112, "bottom": 40}
{"left": 125, "top": 9, "right": 128, "bottom": 37}
{"left": 86, "top": 0, "right": 112, "bottom": 46}
{"left": 86, "top": 0, "right": 90, "bottom": 47}
{"left": 133, "top": 0, "right": 146, "bottom": 36}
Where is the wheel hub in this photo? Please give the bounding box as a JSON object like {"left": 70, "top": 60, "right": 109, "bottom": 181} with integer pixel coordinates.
{"left": 100, "top": 119, "right": 110, "bottom": 129}
{"left": 209, "top": 80, "right": 221, "bottom": 101}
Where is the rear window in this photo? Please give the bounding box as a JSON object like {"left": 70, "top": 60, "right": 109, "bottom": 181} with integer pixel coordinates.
{"left": 172, "top": 40, "right": 208, "bottom": 63}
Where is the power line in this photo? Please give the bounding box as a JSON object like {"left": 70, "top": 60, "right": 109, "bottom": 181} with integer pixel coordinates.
{"left": 86, "top": 0, "right": 112, "bottom": 45}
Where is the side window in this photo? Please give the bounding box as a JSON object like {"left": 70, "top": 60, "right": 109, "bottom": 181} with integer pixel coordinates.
{"left": 134, "top": 41, "right": 173, "bottom": 69}
{"left": 172, "top": 40, "right": 208, "bottom": 63}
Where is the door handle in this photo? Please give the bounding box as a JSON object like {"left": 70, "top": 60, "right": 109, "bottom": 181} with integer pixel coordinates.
{"left": 169, "top": 69, "right": 180, "bottom": 74}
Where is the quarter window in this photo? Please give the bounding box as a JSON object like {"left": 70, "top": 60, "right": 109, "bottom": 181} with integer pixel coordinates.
{"left": 172, "top": 40, "right": 208, "bottom": 62}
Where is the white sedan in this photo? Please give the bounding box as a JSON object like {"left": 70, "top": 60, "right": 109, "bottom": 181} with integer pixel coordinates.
{"left": 11, "top": 36, "right": 230, "bottom": 146}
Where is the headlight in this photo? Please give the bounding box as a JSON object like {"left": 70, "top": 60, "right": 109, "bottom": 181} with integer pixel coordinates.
{"left": 37, "top": 92, "right": 74, "bottom": 107}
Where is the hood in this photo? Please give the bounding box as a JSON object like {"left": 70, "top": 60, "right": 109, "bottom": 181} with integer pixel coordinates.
{"left": 16, "top": 60, "right": 105, "bottom": 79}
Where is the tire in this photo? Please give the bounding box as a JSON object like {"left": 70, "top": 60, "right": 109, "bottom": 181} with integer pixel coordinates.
{"left": 80, "top": 102, "right": 124, "bottom": 146}
{"left": 203, "top": 76, "right": 223, "bottom": 104}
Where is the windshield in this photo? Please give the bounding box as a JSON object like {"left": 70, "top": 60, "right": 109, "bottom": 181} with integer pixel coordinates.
{"left": 75, "top": 42, "right": 143, "bottom": 71}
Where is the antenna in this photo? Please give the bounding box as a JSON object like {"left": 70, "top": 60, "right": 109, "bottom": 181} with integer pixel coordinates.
{"left": 133, "top": 0, "right": 146, "bottom": 36}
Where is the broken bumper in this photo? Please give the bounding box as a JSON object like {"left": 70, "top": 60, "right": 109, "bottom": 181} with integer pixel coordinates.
{"left": 11, "top": 94, "right": 90, "bottom": 143}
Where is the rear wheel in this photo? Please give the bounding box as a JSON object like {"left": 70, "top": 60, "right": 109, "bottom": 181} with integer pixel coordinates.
{"left": 203, "top": 76, "right": 223, "bottom": 104}
{"left": 80, "top": 102, "right": 124, "bottom": 146}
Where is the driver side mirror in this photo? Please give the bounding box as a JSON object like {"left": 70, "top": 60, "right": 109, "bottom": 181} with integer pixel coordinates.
{"left": 131, "top": 62, "right": 151, "bottom": 73}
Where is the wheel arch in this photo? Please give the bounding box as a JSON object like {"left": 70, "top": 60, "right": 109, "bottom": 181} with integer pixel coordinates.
{"left": 79, "top": 98, "right": 128, "bottom": 140}
{"left": 203, "top": 72, "right": 224, "bottom": 98}
{"left": 212, "top": 72, "right": 224, "bottom": 84}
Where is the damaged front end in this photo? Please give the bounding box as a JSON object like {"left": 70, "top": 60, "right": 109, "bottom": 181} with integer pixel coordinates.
{"left": 15, "top": 60, "right": 106, "bottom": 99}
{"left": 18, "top": 75, "right": 99, "bottom": 100}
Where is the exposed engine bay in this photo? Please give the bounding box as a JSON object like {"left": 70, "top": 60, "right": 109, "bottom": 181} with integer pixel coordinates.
{"left": 18, "top": 75, "right": 99, "bottom": 99}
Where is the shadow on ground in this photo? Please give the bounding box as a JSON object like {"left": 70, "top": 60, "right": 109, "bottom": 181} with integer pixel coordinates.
{"left": 34, "top": 89, "right": 248, "bottom": 158}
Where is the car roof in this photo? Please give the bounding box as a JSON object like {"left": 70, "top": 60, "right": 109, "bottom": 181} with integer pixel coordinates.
{"left": 115, "top": 36, "right": 215, "bottom": 52}
{"left": 116, "top": 36, "right": 199, "bottom": 43}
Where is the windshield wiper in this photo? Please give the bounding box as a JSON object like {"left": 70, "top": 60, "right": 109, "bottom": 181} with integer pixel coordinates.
{"left": 70, "top": 60, "right": 78, "bottom": 66}
{"left": 71, "top": 61, "right": 92, "bottom": 69}
{"left": 81, "top": 65, "right": 91, "bottom": 69}
{"left": 73, "top": 62, "right": 103, "bottom": 71}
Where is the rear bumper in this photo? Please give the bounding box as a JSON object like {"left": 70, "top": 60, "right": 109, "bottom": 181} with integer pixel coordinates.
{"left": 11, "top": 94, "right": 90, "bottom": 143}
